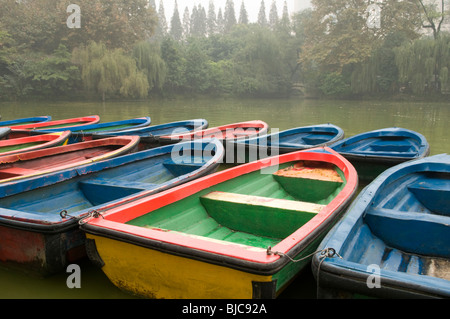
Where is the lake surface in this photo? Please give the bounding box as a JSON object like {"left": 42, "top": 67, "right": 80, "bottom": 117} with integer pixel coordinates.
{"left": 0, "top": 97, "right": 448, "bottom": 299}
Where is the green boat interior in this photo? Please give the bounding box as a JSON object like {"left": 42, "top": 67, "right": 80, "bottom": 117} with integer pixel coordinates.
{"left": 128, "top": 160, "right": 347, "bottom": 249}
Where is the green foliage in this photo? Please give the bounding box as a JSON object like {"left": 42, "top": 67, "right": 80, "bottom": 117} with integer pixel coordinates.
{"left": 394, "top": 35, "right": 450, "bottom": 94}
{"left": 320, "top": 72, "right": 350, "bottom": 96}
{"left": 73, "top": 42, "right": 149, "bottom": 100}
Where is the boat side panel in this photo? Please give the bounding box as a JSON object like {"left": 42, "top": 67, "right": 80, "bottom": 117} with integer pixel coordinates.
{"left": 87, "top": 234, "right": 275, "bottom": 299}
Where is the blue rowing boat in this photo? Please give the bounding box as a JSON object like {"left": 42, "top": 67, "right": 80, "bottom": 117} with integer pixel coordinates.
{"left": 0, "top": 139, "right": 224, "bottom": 276}
{"left": 312, "top": 154, "right": 450, "bottom": 299}
{"left": 229, "top": 124, "right": 344, "bottom": 163}
{"left": 94, "top": 119, "right": 209, "bottom": 149}
{"left": 0, "top": 116, "right": 51, "bottom": 127}
{"left": 38, "top": 117, "right": 152, "bottom": 143}
{"left": 330, "top": 127, "right": 430, "bottom": 181}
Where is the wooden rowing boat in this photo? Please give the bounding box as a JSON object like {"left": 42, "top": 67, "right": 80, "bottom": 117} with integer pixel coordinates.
{"left": 40, "top": 117, "right": 152, "bottom": 143}
{"left": 11, "top": 115, "right": 100, "bottom": 130}
{"left": 0, "top": 136, "right": 140, "bottom": 184}
{"left": 81, "top": 147, "right": 358, "bottom": 299}
{"left": 94, "top": 119, "right": 209, "bottom": 149}
{"left": 330, "top": 127, "right": 430, "bottom": 181}
{"left": 230, "top": 123, "right": 344, "bottom": 163}
{"left": 312, "top": 154, "right": 450, "bottom": 299}
{"left": 159, "top": 120, "right": 269, "bottom": 144}
{"left": 0, "top": 139, "right": 224, "bottom": 276}
{"left": 0, "top": 131, "right": 71, "bottom": 156}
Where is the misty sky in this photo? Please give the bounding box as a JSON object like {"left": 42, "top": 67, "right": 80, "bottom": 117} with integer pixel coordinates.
{"left": 158, "top": 0, "right": 312, "bottom": 22}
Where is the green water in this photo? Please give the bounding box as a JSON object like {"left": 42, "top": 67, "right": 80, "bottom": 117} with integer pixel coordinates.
{"left": 0, "top": 97, "right": 448, "bottom": 299}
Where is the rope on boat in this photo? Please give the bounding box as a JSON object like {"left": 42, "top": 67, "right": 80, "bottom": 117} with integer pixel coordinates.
{"left": 59, "top": 209, "right": 104, "bottom": 224}
{"left": 267, "top": 246, "right": 343, "bottom": 298}
{"left": 266, "top": 246, "right": 342, "bottom": 263}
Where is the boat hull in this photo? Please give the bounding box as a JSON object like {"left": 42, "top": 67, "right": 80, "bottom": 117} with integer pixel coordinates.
{"left": 82, "top": 147, "right": 358, "bottom": 299}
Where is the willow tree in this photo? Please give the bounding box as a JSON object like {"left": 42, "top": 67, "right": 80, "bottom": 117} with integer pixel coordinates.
{"left": 133, "top": 41, "right": 167, "bottom": 92}
{"left": 73, "top": 42, "right": 149, "bottom": 100}
{"left": 395, "top": 35, "right": 450, "bottom": 94}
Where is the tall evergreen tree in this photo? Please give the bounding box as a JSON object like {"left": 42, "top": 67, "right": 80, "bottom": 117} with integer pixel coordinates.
{"left": 207, "top": 1, "right": 218, "bottom": 35}
{"left": 183, "top": 7, "right": 191, "bottom": 39}
{"left": 279, "top": 1, "right": 291, "bottom": 30}
{"left": 217, "top": 9, "right": 225, "bottom": 34}
{"left": 269, "top": 0, "right": 279, "bottom": 29}
{"left": 239, "top": 1, "right": 249, "bottom": 24}
{"left": 156, "top": 0, "right": 168, "bottom": 38}
{"left": 258, "top": 0, "right": 268, "bottom": 27}
{"left": 224, "top": 0, "right": 237, "bottom": 32}
{"left": 170, "top": 0, "right": 183, "bottom": 41}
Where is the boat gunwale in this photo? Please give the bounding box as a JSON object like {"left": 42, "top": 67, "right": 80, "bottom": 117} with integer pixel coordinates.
{"left": 0, "top": 116, "right": 52, "bottom": 127}
{"left": 9, "top": 115, "right": 100, "bottom": 130}
{"left": 81, "top": 147, "right": 358, "bottom": 274}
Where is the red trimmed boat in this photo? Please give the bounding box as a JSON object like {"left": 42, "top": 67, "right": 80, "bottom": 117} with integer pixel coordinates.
{"left": 11, "top": 115, "right": 100, "bottom": 130}
{"left": 0, "top": 131, "right": 71, "bottom": 156}
{"left": 159, "top": 120, "right": 269, "bottom": 144}
{"left": 81, "top": 147, "right": 358, "bottom": 299}
{"left": 0, "top": 136, "right": 140, "bottom": 184}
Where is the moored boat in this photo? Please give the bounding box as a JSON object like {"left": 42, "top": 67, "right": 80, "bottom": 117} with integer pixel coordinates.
{"left": 159, "top": 120, "right": 269, "bottom": 144}
{"left": 0, "top": 135, "right": 140, "bottom": 184}
{"left": 80, "top": 147, "right": 358, "bottom": 299}
{"left": 230, "top": 123, "right": 344, "bottom": 163}
{"left": 10, "top": 115, "right": 100, "bottom": 130}
{"left": 0, "top": 116, "right": 51, "bottom": 127}
{"left": 94, "top": 119, "right": 209, "bottom": 149}
{"left": 0, "top": 131, "right": 71, "bottom": 156}
{"left": 40, "top": 117, "right": 152, "bottom": 143}
{"left": 311, "top": 154, "right": 450, "bottom": 299}
{"left": 0, "top": 139, "right": 224, "bottom": 276}
{"left": 330, "top": 127, "right": 430, "bottom": 181}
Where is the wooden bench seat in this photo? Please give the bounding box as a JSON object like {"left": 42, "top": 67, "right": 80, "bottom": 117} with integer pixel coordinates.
{"left": 201, "top": 191, "right": 325, "bottom": 214}
{"left": 200, "top": 191, "right": 326, "bottom": 238}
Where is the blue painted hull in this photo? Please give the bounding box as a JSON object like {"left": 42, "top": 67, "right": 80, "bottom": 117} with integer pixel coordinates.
{"left": 229, "top": 124, "right": 344, "bottom": 163}
{"left": 39, "top": 117, "right": 152, "bottom": 143}
{"left": 0, "top": 139, "right": 224, "bottom": 276}
{"left": 0, "top": 116, "right": 52, "bottom": 127}
{"left": 330, "top": 127, "right": 430, "bottom": 180}
{"left": 94, "top": 119, "right": 209, "bottom": 149}
{"left": 312, "top": 154, "right": 450, "bottom": 299}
